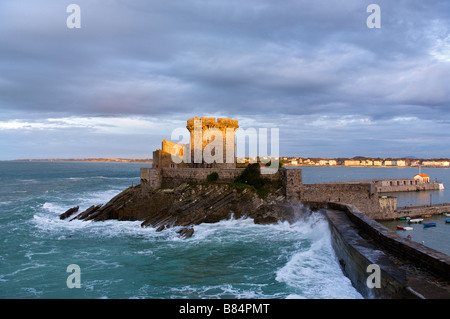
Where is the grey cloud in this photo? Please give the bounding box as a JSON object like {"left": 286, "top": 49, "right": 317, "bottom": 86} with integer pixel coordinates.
{"left": 0, "top": 0, "right": 449, "bottom": 158}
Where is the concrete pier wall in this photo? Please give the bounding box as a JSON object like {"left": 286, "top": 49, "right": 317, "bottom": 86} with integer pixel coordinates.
{"left": 309, "top": 201, "right": 450, "bottom": 298}
{"left": 377, "top": 183, "right": 442, "bottom": 193}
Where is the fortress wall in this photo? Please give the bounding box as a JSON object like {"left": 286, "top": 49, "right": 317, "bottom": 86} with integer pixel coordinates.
{"left": 301, "top": 183, "right": 382, "bottom": 217}
{"left": 140, "top": 168, "right": 162, "bottom": 189}
{"left": 280, "top": 169, "right": 303, "bottom": 200}
{"left": 140, "top": 167, "right": 288, "bottom": 190}
{"left": 159, "top": 168, "right": 244, "bottom": 188}
{"left": 378, "top": 196, "right": 398, "bottom": 218}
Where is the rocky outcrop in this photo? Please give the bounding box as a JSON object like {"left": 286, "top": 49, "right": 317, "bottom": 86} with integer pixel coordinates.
{"left": 60, "top": 206, "right": 79, "bottom": 220}
{"left": 62, "top": 182, "right": 304, "bottom": 238}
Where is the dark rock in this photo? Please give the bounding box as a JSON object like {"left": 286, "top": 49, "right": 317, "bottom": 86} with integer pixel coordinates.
{"left": 60, "top": 206, "right": 79, "bottom": 220}
{"left": 253, "top": 215, "right": 278, "bottom": 225}
{"left": 64, "top": 183, "right": 299, "bottom": 238}
{"left": 177, "top": 227, "right": 194, "bottom": 238}
{"left": 70, "top": 204, "right": 102, "bottom": 221}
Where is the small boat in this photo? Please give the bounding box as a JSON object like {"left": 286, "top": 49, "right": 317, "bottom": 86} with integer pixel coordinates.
{"left": 408, "top": 218, "right": 423, "bottom": 224}
{"left": 422, "top": 214, "right": 432, "bottom": 218}
{"left": 397, "top": 225, "right": 413, "bottom": 231}
{"left": 399, "top": 217, "right": 408, "bottom": 220}
{"left": 445, "top": 213, "right": 450, "bottom": 217}
{"left": 445, "top": 219, "right": 450, "bottom": 223}
{"left": 423, "top": 223, "right": 436, "bottom": 227}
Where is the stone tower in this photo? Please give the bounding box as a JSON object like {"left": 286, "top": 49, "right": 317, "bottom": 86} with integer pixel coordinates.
{"left": 186, "top": 116, "right": 239, "bottom": 168}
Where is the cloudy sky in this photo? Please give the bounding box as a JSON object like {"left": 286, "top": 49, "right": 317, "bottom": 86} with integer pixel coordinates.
{"left": 1, "top": 0, "right": 449, "bottom": 160}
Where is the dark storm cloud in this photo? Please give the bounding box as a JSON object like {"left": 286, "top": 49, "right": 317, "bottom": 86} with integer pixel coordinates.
{"left": 0, "top": 0, "right": 449, "bottom": 158}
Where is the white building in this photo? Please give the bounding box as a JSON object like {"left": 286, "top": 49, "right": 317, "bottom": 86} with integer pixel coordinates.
{"left": 396, "top": 160, "right": 406, "bottom": 166}
{"left": 414, "top": 174, "right": 430, "bottom": 183}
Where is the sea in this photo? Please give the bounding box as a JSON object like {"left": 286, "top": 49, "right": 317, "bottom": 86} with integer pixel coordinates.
{"left": 0, "top": 162, "right": 448, "bottom": 299}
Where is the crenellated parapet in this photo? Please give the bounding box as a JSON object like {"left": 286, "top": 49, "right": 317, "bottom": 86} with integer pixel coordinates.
{"left": 187, "top": 116, "right": 239, "bottom": 130}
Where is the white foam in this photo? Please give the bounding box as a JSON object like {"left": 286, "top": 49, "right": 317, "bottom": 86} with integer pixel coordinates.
{"left": 76, "top": 189, "right": 125, "bottom": 208}
{"left": 42, "top": 202, "right": 67, "bottom": 214}
{"left": 275, "top": 220, "right": 363, "bottom": 299}
{"left": 41, "top": 188, "right": 125, "bottom": 216}
{"left": 32, "top": 208, "right": 180, "bottom": 242}
{"left": 24, "top": 248, "right": 59, "bottom": 261}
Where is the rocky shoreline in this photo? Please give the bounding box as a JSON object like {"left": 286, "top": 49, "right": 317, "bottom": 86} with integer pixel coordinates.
{"left": 60, "top": 182, "right": 305, "bottom": 238}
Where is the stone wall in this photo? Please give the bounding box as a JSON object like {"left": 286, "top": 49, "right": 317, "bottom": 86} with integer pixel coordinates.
{"left": 161, "top": 168, "right": 245, "bottom": 188}
{"left": 322, "top": 202, "right": 450, "bottom": 298}
{"left": 140, "top": 167, "right": 162, "bottom": 189}
{"left": 378, "top": 196, "right": 398, "bottom": 219}
{"left": 325, "top": 208, "right": 413, "bottom": 298}
{"left": 377, "top": 183, "right": 441, "bottom": 193}
{"left": 327, "top": 202, "right": 450, "bottom": 282}
{"left": 280, "top": 169, "right": 303, "bottom": 200}
{"left": 140, "top": 167, "right": 299, "bottom": 194}
{"left": 301, "top": 183, "right": 381, "bottom": 217}
{"left": 141, "top": 167, "right": 244, "bottom": 189}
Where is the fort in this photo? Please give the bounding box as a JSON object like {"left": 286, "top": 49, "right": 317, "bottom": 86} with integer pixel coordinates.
{"left": 141, "top": 116, "right": 446, "bottom": 221}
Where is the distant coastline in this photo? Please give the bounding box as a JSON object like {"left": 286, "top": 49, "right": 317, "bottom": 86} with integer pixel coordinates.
{"left": 8, "top": 158, "right": 153, "bottom": 163}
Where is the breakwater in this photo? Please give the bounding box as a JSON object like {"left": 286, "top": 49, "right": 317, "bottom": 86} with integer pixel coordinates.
{"left": 377, "top": 182, "right": 442, "bottom": 193}
{"left": 395, "top": 203, "right": 450, "bottom": 219}
{"left": 306, "top": 201, "right": 450, "bottom": 299}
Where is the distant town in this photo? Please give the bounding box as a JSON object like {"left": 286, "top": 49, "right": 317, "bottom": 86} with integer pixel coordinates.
{"left": 275, "top": 157, "right": 450, "bottom": 168}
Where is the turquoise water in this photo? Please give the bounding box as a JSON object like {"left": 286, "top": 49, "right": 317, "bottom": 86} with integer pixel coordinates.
{"left": 380, "top": 214, "right": 450, "bottom": 256}
{"left": 0, "top": 162, "right": 362, "bottom": 299}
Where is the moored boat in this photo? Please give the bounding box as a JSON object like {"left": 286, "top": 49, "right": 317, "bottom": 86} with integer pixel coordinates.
{"left": 408, "top": 218, "right": 423, "bottom": 224}
{"left": 397, "top": 225, "right": 413, "bottom": 231}
{"left": 422, "top": 214, "right": 432, "bottom": 218}
{"left": 445, "top": 219, "right": 450, "bottom": 223}
{"left": 423, "top": 223, "right": 436, "bottom": 227}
